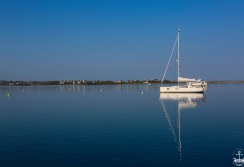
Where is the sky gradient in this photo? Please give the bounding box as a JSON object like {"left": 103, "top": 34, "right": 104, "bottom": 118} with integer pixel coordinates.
{"left": 0, "top": 0, "right": 244, "bottom": 81}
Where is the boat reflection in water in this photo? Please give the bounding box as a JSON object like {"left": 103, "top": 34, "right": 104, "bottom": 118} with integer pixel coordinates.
{"left": 159, "top": 93, "right": 205, "bottom": 161}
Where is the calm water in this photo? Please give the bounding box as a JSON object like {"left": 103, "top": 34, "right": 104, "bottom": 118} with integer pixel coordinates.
{"left": 0, "top": 84, "right": 244, "bottom": 167}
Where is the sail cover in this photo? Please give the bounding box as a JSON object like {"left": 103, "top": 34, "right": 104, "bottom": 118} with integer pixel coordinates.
{"left": 178, "top": 77, "right": 196, "bottom": 82}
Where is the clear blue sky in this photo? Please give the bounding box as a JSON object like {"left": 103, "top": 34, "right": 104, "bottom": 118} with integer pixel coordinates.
{"left": 0, "top": 0, "right": 243, "bottom": 81}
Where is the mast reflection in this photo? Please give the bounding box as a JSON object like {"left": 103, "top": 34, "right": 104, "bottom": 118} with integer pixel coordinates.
{"left": 159, "top": 93, "right": 205, "bottom": 161}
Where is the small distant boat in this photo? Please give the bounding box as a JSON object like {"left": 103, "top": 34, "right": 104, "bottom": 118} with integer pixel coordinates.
{"left": 143, "top": 80, "right": 151, "bottom": 85}
{"left": 160, "top": 28, "right": 207, "bottom": 93}
{"left": 143, "top": 80, "right": 149, "bottom": 84}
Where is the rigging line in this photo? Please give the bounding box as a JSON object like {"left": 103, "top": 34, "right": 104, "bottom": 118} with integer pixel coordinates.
{"left": 173, "top": 57, "right": 177, "bottom": 82}
{"left": 161, "top": 35, "right": 178, "bottom": 85}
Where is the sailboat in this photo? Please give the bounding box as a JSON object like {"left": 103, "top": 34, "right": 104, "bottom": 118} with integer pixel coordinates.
{"left": 160, "top": 28, "right": 207, "bottom": 93}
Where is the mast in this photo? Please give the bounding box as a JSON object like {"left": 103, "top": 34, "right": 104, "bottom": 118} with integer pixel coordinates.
{"left": 177, "top": 28, "right": 180, "bottom": 86}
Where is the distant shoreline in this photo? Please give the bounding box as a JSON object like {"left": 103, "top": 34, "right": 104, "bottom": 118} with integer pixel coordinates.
{"left": 1, "top": 80, "right": 244, "bottom": 86}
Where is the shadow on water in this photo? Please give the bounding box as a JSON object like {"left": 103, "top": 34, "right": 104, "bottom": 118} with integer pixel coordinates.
{"left": 159, "top": 93, "right": 206, "bottom": 163}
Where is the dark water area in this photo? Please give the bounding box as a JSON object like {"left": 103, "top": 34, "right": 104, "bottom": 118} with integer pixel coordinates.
{"left": 0, "top": 84, "right": 244, "bottom": 167}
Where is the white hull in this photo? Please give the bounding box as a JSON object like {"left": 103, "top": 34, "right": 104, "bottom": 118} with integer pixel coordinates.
{"left": 160, "top": 86, "right": 204, "bottom": 93}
